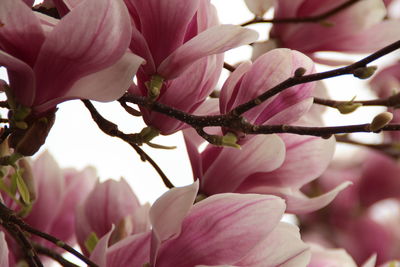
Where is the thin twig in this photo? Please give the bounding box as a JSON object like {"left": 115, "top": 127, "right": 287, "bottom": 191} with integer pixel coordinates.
{"left": 313, "top": 94, "right": 400, "bottom": 108}
{"left": 241, "top": 0, "right": 360, "bottom": 26}
{"left": 223, "top": 62, "right": 236, "bottom": 72}
{"left": 82, "top": 100, "right": 174, "bottom": 189}
{"left": 129, "top": 144, "right": 174, "bottom": 189}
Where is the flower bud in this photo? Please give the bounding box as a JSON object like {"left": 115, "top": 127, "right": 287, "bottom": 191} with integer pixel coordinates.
{"left": 369, "top": 112, "right": 393, "bottom": 132}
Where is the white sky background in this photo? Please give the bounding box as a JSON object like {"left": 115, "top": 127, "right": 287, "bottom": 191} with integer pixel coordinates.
{"left": 1, "top": 0, "right": 397, "bottom": 205}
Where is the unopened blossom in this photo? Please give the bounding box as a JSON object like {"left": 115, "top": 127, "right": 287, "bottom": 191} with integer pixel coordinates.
{"left": 1, "top": 151, "right": 96, "bottom": 263}
{"left": 90, "top": 182, "right": 310, "bottom": 266}
{"left": 266, "top": 0, "right": 400, "bottom": 63}
{"left": 124, "top": 0, "right": 258, "bottom": 134}
{"left": 300, "top": 150, "right": 400, "bottom": 264}
{"left": 370, "top": 62, "right": 400, "bottom": 141}
{"left": 75, "top": 178, "right": 150, "bottom": 256}
{"left": 0, "top": 0, "right": 143, "bottom": 155}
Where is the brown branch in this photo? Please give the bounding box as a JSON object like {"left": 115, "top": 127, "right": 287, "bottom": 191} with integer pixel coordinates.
{"left": 314, "top": 93, "right": 400, "bottom": 108}
{"left": 223, "top": 62, "right": 236, "bottom": 72}
{"left": 82, "top": 100, "right": 174, "bottom": 189}
{"left": 0, "top": 203, "right": 97, "bottom": 267}
{"left": 34, "top": 244, "right": 80, "bottom": 267}
{"left": 241, "top": 0, "right": 361, "bottom": 26}
{"left": 0, "top": 207, "right": 43, "bottom": 266}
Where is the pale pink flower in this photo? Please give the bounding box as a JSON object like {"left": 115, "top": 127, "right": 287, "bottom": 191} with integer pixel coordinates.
{"left": 123, "top": 0, "right": 258, "bottom": 134}
{"left": 269, "top": 0, "right": 400, "bottom": 63}
{"left": 300, "top": 150, "right": 400, "bottom": 264}
{"left": 75, "top": 178, "right": 150, "bottom": 256}
{"left": 0, "top": 0, "right": 143, "bottom": 116}
{"left": 91, "top": 182, "right": 310, "bottom": 266}
{"left": 1, "top": 151, "right": 96, "bottom": 263}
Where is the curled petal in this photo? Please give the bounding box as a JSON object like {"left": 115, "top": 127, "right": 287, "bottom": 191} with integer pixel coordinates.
{"left": 202, "top": 134, "right": 285, "bottom": 194}
{"left": 33, "top": 0, "right": 132, "bottom": 107}
{"left": 158, "top": 25, "right": 258, "bottom": 79}
{"left": 157, "top": 194, "right": 286, "bottom": 267}
{"left": 149, "top": 181, "right": 199, "bottom": 265}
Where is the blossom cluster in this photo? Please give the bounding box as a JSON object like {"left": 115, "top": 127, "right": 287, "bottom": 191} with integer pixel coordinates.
{"left": 0, "top": 0, "right": 400, "bottom": 266}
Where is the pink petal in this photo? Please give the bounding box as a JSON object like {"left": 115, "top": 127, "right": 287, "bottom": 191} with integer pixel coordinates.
{"left": 106, "top": 232, "right": 151, "bottom": 267}
{"left": 0, "top": 0, "right": 45, "bottom": 67}
{"left": 308, "top": 244, "right": 357, "bottom": 267}
{"left": 0, "top": 51, "right": 35, "bottom": 106}
{"left": 236, "top": 222, "right": 310, "bottom": 266}
{"left": 90, "top": 227, "right": 114, "bottom": 267}
{"left": 238, "top": 135, "right": 335, "bottom": 189}
{"left": 126, "top": 0, "right": 201, "bottom": 67}
{"left": 0, "top": 232, "right": 9, "bottom": 267}
{"left": 263, "top": 98, "right": 314, "bottom": 125}
{"left": 33, "top": 0, "right": 132, "bottom": 107}
{"left": 48, "top": 167, "right": 97, "bottom": 243}
{"left": 283, "top": 181, "right": 352, "bottom": 214}
{"left": 156, "top": 194, "right": 285, "bottom": 267}
{"left": 158, "top": 25, "right": 258, "bottom": 79}
{"left": 26, "top": 151, "right": 64, "bottom": 233}
{"left": 219, "top": 61, "right": 252, "bottom": 114}
{"left": 149, "top": 181, "right": 199, "bottom": 265}
{"left": 35, "top": 53, "right": 144, "bottom": 114}
{"left": 202, "top": 134, "right": 285, "bottom": 194}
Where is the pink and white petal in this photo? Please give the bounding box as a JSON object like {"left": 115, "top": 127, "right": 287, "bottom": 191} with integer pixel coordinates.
{"left": 219, "top": 61, "right": 252, "bottom": 114}
{"left": 158, "top": 194, "right": 285, "bottom": 267}
{"left": 261, "top": 97, "right": 314, "bottom": 125}
{"left": 27, "top": 151, "right": 64, "bottom": 233}
{"left": 106, "top": 231, "right": 151, "bottom": 267}
{"left": 361, "top": 254, "right": 377, "bottom": 267}
{"left": 129, "top": 27, "right": 156, "bottom": 75}
{"left": 282, "top": 182, "right": 352, "bottom": 214}
{"left": 82, "top": 179, "right": 142, "bottom": 240}
{"left": 127, "top": 0, "right": 200, "bottom": 66}
{"left": 158, "top": 25, "right": 258, "bottom": 79}
{"left": 308, "top": 243, "right": 357, "bottom": 267}
{"left": 36, "top": 53, "right": 143, "bottom": 113}
{"left": 156, "top": 194, "right": 286, "bottom": 267}
{"left": 183, "top": 128, "right": 205, "bottom": 181}
{"left": 239, "top": 134, "right": 335, "bottom": 188}
{"left": 202, "top": 134, "right": 285, "bottom": 194}
{"left": 0, "top": 0, "right": 45, "bottom": 67}
{"left": 149, "top": 181, "right": 199, "bottom": 265}
{"left": 330, "top": 20, "right": 400, "bottom": 53}
{"left": 244, "top": 0, "right": 274, "bottom": 16}
{"left": 90, "top": 227, "right": 114, "bottom": 267}
{"left": 49, "top": 167, "right": 97, "bottom": 243}
{"left": 0, "top": 232, "right": 9, "bottom": 267}
{"left": 33, "top": 0, "right": 132, "bottom": 107}
{"left": 235, "top": 222, "right": 310, "bottom": 267}
{"left": 0, "top": 51, "right": 35, "bottom": 107}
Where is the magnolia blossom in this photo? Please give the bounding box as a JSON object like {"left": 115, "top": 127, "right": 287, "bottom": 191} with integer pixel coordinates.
{"left": 90, "top": 182, "right": 310, "bottom": 266}
{"left": 0, "top": 0, "right": 143, "bottom": 155}
{"left": 1, "top": 151, "right": 96, "bottom": 263}
{"left": 183, "top": 49, "right": 348, "bottom": 213}
{"left": 75, "top": 178, "right": 149, "bottom": 256}
{"left": 124, "top": 0, "right": 258, "bottom": 134}
{"left": 300, "top": 150, "right": 400, "bottom": 264}
{"left": 266, "top": 0, "right": 400, "bottom": 63}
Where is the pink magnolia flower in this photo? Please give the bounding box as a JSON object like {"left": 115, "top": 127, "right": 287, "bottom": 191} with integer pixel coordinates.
{"left": 0, "top": 0, "right": 143, "bottom": 155}
{"left": 268, "top": 0, "right": 400, "bottom": 63}
{"left": 124, "top": 0, "right": 258, "bottom": 134}
{"left": 91, "top": 182, "right": 310, "bottom": 266}
{"left": 75, "top": 178, "right": 150, "bottom": 256}
{"left": 300, "top": 150, "right": 400, "bottom": 264}
{"left": 370, "top": 62, "right": 400, "bottom": 142}
{"left": 1, "top": 151, "right": 96, "bottom": 263}
{"left": 183, "top": 49, "right": 348, "bottom": 213}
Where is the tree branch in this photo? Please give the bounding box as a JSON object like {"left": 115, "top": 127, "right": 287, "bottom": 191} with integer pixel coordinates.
{"left": 82, "top": 100, "right": 174, "bottom": 189}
